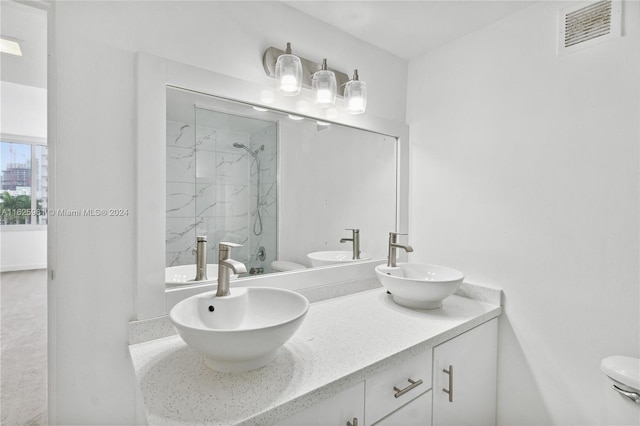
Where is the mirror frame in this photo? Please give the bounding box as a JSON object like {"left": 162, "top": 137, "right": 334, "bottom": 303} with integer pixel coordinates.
{"left": 135, "top": 53, "right": 409, "bottom": 320}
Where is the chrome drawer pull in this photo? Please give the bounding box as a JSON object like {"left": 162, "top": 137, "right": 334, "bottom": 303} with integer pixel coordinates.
{"left": 613, "top": 385, "right": 640, "bottom": 404}
{"left": 443, "top": 365, "right": 453, "bottom": 402}
{"left": 347, "top": 418, "right": 358, "bottom": 426}
{"left": 393, "top": 378, "right": 424, "bottom": 398}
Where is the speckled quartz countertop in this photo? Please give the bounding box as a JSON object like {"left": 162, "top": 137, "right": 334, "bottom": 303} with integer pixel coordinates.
{"left": 130, "top": 287, "right": 502, "bottom": 426}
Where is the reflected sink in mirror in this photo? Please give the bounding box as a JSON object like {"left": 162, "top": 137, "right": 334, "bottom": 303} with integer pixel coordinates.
{"left": 375, "top": 263, "right": 464, "bottom": 309}
{"left": 307, "top": 251, "right": 373, "bottom": 267}
{"left": 169, "top": 287, "right": 309, "bottom": 372}
{"left": 165, "top": 264, "right": 238, "bottom": 286}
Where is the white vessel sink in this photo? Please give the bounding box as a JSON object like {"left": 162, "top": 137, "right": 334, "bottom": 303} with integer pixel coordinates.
{"left": 307, "top": 250, "right": 372, "bottom": 267}
{"left": 375, "top": 263, "right": 464, "bottom": 309}
{"left": 165, "top": 264, "right": 237, "bottom": 286}
{"left": 170, "top": 287, "right": 309, "bottom": 372}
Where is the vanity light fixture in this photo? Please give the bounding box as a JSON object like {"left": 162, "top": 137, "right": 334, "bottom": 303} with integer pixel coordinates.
{"left": 288, "top": 114, "right": 304, "bottom": 121}
{"left": 344, "top": 69, "right": 367, "bottom": 114}
{"left": 312, "top": 59, "right": 337, "bottom": 108}
{"left": 0, "top": 36, "right": 22, "bottom": 56}
{"left": 253, "top": 106, "right": 269, "bottom": 112}
{"left": 263, "top": 44, "right": 365, "bottom": 113}
{"left": 275, "top": 42, "right": 302, "bottom": 96}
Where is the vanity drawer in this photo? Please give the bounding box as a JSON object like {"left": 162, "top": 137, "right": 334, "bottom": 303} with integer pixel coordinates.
{"left": 365, "top": 350, "right": 432, "bottom": 426}
{"left": 372, "top": 390, "right": 432, "bottom": 426}
{"left": 276, "top": 382, "right": 364, "bottom": 426}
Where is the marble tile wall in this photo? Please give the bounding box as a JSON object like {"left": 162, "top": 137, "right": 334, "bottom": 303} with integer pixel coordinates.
{"left": 166, "top": 115, "right": 277, "bottom": 277}
{"left": 166, "top": 120, "right": 197, "bottom": 267}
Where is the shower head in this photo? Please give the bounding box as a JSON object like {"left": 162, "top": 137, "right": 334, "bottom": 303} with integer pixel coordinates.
{"left": 233, "top": 142, "right": 264, "bottom": 158}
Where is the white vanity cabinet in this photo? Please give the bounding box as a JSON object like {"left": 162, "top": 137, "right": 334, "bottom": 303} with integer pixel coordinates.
{"left": 432, "top": 318, "right": 498, "bottom": 426}
{"left": 277, "top": 319, "right": 498, "bottom": 426}
{"left": 278, "top": 351, "right": 432, "bottom": 426}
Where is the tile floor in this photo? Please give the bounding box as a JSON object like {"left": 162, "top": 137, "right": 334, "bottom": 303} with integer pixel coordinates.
{"left": 1, "top": 269, "right": 47, "bottom": 425}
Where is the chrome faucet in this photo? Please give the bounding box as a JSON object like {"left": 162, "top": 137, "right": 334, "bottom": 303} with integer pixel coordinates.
{"left": 387, "top": 232, "right": 413, "bottom": 267}
{"left": 195, "top": 236, "right": 208, "bottom": 281}
{"left": 340, "top": 228, "right": 361, "bottom": 260}
{"left": 216, "top": 242, "right": 247, "bottom": 297}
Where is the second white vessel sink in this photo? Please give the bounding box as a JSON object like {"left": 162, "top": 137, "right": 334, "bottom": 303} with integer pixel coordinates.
{"left": 375, "top": 263, "right": 464, "bottom": 309}
{"left": 170, "top": 287, "right": 309, "bottom": 372}
{"left": 307, "top": 250, "right": 372, "bottom": 267}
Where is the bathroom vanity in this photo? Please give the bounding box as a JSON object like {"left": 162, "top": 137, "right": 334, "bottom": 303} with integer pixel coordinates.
{"left": 129, "top": 283, "right": 501, "bottom": 425}
{"left": 130, "top": 54, "right": 501, "bottom": 426}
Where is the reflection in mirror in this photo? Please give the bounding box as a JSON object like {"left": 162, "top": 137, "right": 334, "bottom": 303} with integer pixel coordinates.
{"left": 165, "top": 87, "right": 397, "bottom": 285}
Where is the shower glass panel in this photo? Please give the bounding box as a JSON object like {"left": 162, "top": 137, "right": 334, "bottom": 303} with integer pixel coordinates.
{"left": 165, "top": 105, "right": 277, "bottom": 276}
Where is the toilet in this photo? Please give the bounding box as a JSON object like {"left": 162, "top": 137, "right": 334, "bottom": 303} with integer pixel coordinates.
{"left": 601, "top": 355, "right": 640, "bottom": 424}
{"left": 271, "top": 260, "right": 307, "bottom": 272}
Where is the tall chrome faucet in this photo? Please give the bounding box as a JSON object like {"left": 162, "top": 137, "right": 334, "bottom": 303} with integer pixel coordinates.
{"left": 340, "top": 228, "right": 361, "bottom": 260}
{"left": 195, "top": 236, "right": 208, "bottom": 281}
{"left": 387, "top": 232, "right": 413, "bottom": 267}
{"left": 216, "top": 242, "right": 247, "bottom": 297}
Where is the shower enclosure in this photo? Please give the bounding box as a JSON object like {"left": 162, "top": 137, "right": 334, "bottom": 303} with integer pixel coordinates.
{"left": 166, "top": 97, "right": 277, "bottom": 276}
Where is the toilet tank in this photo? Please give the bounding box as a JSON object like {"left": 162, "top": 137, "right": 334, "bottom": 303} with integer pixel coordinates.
{"left": 601, "top": 355, "right": 640, "bottom": 425}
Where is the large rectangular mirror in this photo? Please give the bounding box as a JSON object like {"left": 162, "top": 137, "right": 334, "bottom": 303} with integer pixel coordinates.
{"left": 135, "top": 54, "right": 408, "bottom": 320}
{"left": 165, "top": 87, "right": 397, "bottom": 285}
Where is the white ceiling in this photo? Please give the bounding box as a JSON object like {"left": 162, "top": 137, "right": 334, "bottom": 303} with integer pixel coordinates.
{"left": 284, "top": 1, "right": 537, "bottom": 60}
{"left": 0, "top": 1, "right": 47, "bottom": 89}
{"left": 1, "top": 1, "right": 537, "bottom": 89}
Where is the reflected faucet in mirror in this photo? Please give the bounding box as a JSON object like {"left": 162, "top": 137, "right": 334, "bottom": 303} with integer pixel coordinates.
{"left": 195, "top": 236, "right": 208, "bottom": 281}
{"left": 340, "top": 228, "right": 361, "bottom": 260}
{"left": 217, "top": 242, "right": 247, "bottom": 297}
{"left": 387, "top": 232, "right": 413, "bottom": 267}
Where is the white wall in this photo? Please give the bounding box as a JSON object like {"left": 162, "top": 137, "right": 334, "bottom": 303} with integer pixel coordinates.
{"left": 50, "top": 1, "right": 407, "bottom": 424}
{"left": 1, "top": 82, "right": 47, "bottom": 138}
{"left": 1, "top": 228, "right": 47, "bottom": 271}
{"left": 407, "top": 1, "right": 639, "bottom": 425}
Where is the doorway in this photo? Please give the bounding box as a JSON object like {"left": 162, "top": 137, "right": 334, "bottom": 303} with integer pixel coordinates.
{"left": 0, "top": 1, "right": 49, "bottom": 424}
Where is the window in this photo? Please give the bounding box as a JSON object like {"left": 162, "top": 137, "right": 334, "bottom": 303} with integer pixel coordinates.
{"left": 1, "top": 139, "right": 48, "bottom": 225}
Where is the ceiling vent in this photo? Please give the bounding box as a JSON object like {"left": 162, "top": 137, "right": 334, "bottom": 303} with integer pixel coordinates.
{"left": 558, "top": 0, "right": 621, "bottom": 55}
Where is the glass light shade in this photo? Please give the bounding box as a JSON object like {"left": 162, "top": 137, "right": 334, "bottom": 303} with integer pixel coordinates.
{"left": 312, "top": 70, "right": 337, "bottom": 108}
{"left": 345, "top": 79, "right": 367, "bottom": 114}
{"left": 275, "top": 54, "right": 302, "bottom": 96}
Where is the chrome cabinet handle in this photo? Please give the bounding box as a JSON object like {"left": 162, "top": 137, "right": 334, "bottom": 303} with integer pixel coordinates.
{"left": 393, "top": 378, "right": 424, "bottom": 398}
{"left": 613, "top": 385, "right": 640, "bottom": 404}
{"left": 443, "top": 365, "right": 454, "bottom": 402}
{"left": 347, "top": 418, "right": 358, "bottom": 426}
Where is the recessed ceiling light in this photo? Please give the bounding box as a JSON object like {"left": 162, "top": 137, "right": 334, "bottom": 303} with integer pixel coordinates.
{"left": 0, "top": 37, "right": 23, "bottom": 57}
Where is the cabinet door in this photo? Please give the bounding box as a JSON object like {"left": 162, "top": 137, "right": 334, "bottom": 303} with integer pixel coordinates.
{"left": 276, "top": 382, "right": 364, "bottom": 426}
{"left": 373, "top": 390, "right": 432, "bottom": 426}
{"left": 432, "top": 319, "right": 498, "bottom": 426}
